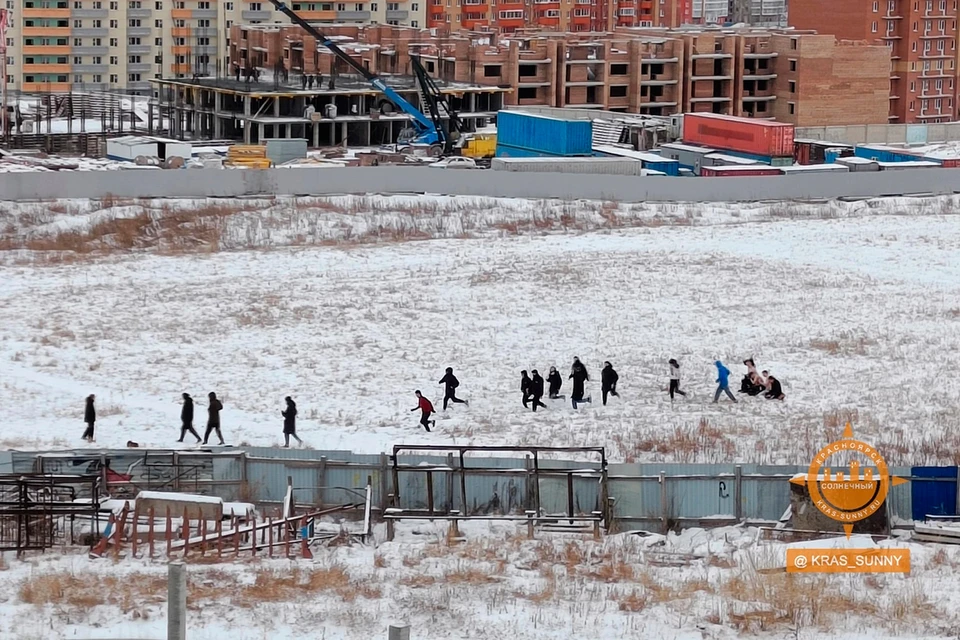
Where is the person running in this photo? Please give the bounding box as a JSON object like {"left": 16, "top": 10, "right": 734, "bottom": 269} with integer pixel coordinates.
{"left": 712, "top": 361, "right": 738, "bottom": 404}
{"left": 178, "top": 393, "right": 201, "bottom": 443}
{"left": 411, "top": 390, "right": 436, "bottom": 432}
{"left": 282, "top": 396, "right": 303, "bottom": 447}
{"left": 82, "top": 394, "right": 96, "bottom": 442}
{"left": 601, "top": 361, "right": 620, "bottom": 406}
{"left": 520, "top": 370, "right": 532, "bottom": 408}
{"left": 529, "top": 370, "right": 548, "bottom": 412}
{"left": 203, "top": 392, "right": 225, "bottom": 445}
{"left": 547, "top": 366, "right": 564, "bottom": 399}
{"left": 569, "top": 357, "right": 591, "bottom": 409}
{"left": 668, "top": 359, "right": 687, "bottom": 401}
{"left": 438, "top": 367, "right": 467, "bottom": 410}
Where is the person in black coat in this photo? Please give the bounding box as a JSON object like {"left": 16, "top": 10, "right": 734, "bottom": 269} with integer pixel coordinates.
{"left": 569, "top": 357, "right": 591, "bottom": 409}
{"left": 203, "top": 392, "right": 225, "bottom": 445}
{"left": 282, "top": 396, "right": 303, "bottom": 447}
{"left": 520, "top": 370, "right": 532, "bottom": 408}
{"left": 601, "top": 361, "right": 620, "bottom": 406}
{"left": 82, "top": 394, "right": 96, "bottom": 442}
{"left": 764, "top": 375, "right": 785, "bottom": 401}
{"left": 178, "top": 393, "right": 201, "bottom": 443}
{"left": 547, "top": 366, "right": 564, "bottom": 399}
{"left": 529, "top": 370, "right": 547, "bottom": 412}
{"left": 438, "top": 367, "right": 468, "bottom": 410}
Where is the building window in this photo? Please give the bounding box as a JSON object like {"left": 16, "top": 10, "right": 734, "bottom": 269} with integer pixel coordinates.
{"left": 110, "top": 37, "right": 117, "bottom": 46}
{"left": 93, "top": 56, "right": 101, "bottom": 63}
{"left": 110, "top": 73, "right": 118, "bottom": 83}
{"left": 789, "top": 80, "right": 796, "bottom": 93}
{"left": 872, "top": 0, "right": 878, "bottom": 9}
{"left": 913, "top": 41, "right": 918, "bottom": 50}
{"left": 790, "top": 38, "right": 797, "bottom": 50}
{"left": 110, "top": 56, "right": 118, "bottom": 64}
{"left": 110, "top": 0, "right": 117, "bottom": 7}
{"left": 74, "top": 38, "right": 83, "bottom": 46}
{"left": 73, "top": 19, "right": 82, "bottom": 27}
{"left": 411, "top": 19, "right": 417, "bottom": 25}
{"left": 129, "top": 55, "right": 141, "bottom": 63}
{"left": 910, "top": 80, "right": 916, "bottom": 91}
{"left": 110, "top": 19, "right": 117, "bottom": 27}
{"left": 93, "top": 74, "right": 101, "bottom": 82}
{"left": 225, "top": 1, "right": 232, "bottom": 7}
{"left": 789, "top": 59, "right": 796, "bottom": 71}
{"left": 788, "top": 102, "right": 795, "bottom": 114}
{"left": 198, "top": 19, "right": 210, "bottom": 26}
{"left": 73, "top": 56, "right": 82, "bottom": 64}
{"left": 872, "top": 20, "right": 878, "bottom": 31}
{"left": 913, "top": 21, "right": 918, "bottom": 30}
{"left": 155, "top": 19, "right": 162, "bottom": 26}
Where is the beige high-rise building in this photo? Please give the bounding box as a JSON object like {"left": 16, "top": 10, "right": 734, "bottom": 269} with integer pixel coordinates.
{"left": 3, "top": 0, "right": 425, "bottom": 95}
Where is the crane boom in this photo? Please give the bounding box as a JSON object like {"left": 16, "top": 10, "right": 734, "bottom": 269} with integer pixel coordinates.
{"left": 265, "top": 0, "right": 441, "bottom": 144}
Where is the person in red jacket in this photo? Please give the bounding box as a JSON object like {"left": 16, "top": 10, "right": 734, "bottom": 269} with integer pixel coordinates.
{"left": 411, "top": 390, "right": 436, "bottom": 432}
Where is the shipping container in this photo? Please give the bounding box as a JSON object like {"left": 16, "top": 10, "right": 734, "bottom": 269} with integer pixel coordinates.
{"left": 658, "top": 142, "right": 717, "bottom": 174}
{"left": 876, "top": 160, "right": 941, "bottom": 170}
{"left": 682, "top": 113, "right": 794, "bottom": 158}
{"left": 712, "top": 148, "right": 794, "bottom": 166}
{"left": 779, "top": 163, "right": 849, "bottom": 174}
{"left": 496, "top": 144, "right": 566, "bottom": 158}
{"left": 936, "top": 157, "right": 960, "bottom": 168}
{"left": 592, "top": 144, "right": 681, "bottom": 176}
{"left": 699, "top": 165, "right": 782, "bottom": 177}
{"left": 496, "top": 110, "right": 593, "bottom": 156}
{"left": 702, "top": 152, "right": 761, "bottom": 168}
{"left": 106, "top": 136, "right": 159, "bottom": 161}
{"left": 794, "top": 139, "right": 854, "bottom": 166}
{"left": 835, "top": 157, "right": 880, "bottom": 172}
{"left": 854, "top": 144, "right": 926, "bottom": 163}
{"left": 491, "top": 156, "right": 651, "bottom": 176}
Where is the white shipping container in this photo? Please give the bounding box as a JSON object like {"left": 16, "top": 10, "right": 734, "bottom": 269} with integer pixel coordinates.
{"left": 778, "top": 163, "right": 850, "bottom": 174}
{"left": 491, "top": 156, "right": 649, "bottom": 176}
{"left": 106, "top": 136, "right": 158, "bottom": 161}
{"left": 835, "top": 157, "right": 880, "bottom": 172}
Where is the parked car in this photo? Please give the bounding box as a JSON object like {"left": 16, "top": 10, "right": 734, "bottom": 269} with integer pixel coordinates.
{"left": 429, "top": 157, "right": 478, "bottom": 169}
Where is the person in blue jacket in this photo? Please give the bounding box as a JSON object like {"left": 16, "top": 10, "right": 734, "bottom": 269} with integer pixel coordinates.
{"left": 712, "top": 361, "right": 738, "bottom": 404}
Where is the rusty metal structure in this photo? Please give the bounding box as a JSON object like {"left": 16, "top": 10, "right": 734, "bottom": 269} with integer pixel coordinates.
{"left": 386, "top": 445, "right": 609, "bottom": 540}
{"left": 0, "top": 474, "right": 102, "bottom": 555}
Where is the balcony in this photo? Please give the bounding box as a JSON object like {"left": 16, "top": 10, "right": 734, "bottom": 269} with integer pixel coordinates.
{"left": 689, "top": 96, "right": 732, "bottom": 102}
{"left": 298, "top": 9, "right": 337, "bottom": 19}
{"left": 742, "top": 51, "right": 778, "bottom": 59}
{"left": 23, "top": 63, "right": 71, "bottom": 74}
{"left": 72, "top": 8, "right": 107, "bottom": 17}
{"left": 23, "top": 27, "right": 71, "bottom": 37}
{"left": 741, "top": 95, "right": 776, "bottom": 102}
{"left": 640, "top": 100, "right": 678, "bottom": 107}
{"left": 690, "top": 52, "right": 733, "bottom": 59}
{"left": 336, "top": 9, "right": 371, "bottom": 19}
{"left": 128, "top": 26, "right": 152, "bottom": 36}
{"left": 128, "top": 63, "right": 153, "bottom": 72}
{"left": 641, "top": 78, "right": 678, "bottom": 85}
{"left": 192, "top": 8, "right": 218, "bottom": 17}
{"left": 127, "top": 44, "right": 153, "bottom": 53}
{"left": 883, "top": 13, "right": 903, "bottom": 18}
{"left": 21, "top": 8, "right": 70, "bottom": 17}
{"left": 920, "top": 52, "right": 950, "bottom": 58}
{"left": 71, "top": 45, "right": 109, "bottom": 54}
{"left": 23, "top": 82, "right": 72, "bottom": 92}
{"left": 744, "top": 73, "right": 777, "bottom": 80}
{"left": 920, "top": 32, "right": 950, "bottom": 38}
{"left": 241, "top": 9, "right": 272, "bottom": 19}
{"left": 71, "top": 63, "right": 109, "bottom": 72}
{"left": 386, "top": 9, "right": 409, "bottom": 19}
{"left": 128, "top": 8, "right": 152, "bottom": 17}
{"left": 71, "top": 27, "right": 109, "bottom": 36}
{"left": 691, "top": 74, "right": 733, "bottom": 80}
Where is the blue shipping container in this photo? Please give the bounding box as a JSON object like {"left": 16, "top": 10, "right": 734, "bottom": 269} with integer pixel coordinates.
{"left": 854, "top": 145, "right": 924, "bottom": 163}
{"left": 643, "top": 160, "right": 680, "bottom": 177}
{"left": 911, "top": 466, "right": 958, "bottom": 520}
{"left": 496, "top": 111, "right": 593, "bottom": 156}
{"left": 496, "top": 143, "right": 591, "bottom": 159}
{"left": 706, "top": 148, "right": 793, "bottom": 166}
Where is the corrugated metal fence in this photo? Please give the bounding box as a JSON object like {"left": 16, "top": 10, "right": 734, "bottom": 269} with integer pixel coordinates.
{"left": 0, "top": 448, "right": 954, "bottom": 533}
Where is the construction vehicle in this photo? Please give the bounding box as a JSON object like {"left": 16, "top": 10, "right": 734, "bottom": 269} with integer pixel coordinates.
{"left": 458, "top": 131, "right": 497, "bottom": 160}
{"left": 265, "top": 0, "right": 463, "bottom": 156}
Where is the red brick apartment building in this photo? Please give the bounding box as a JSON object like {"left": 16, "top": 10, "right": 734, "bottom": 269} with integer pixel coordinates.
{"left": 791, "top": 0, "right": 960, "bottom": 122}
{"left": 427, "top": 0, "right": 692, "bottom": 32}
{"left": 229, "top": 24, "right": 892, "bottom": 126}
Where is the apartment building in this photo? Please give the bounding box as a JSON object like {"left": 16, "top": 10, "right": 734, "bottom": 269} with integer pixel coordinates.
{"left": 790, "top": 0, "right": 960, "bottom": 122}
{"left": 228, "top": 24, "right": 893, "bottom": 126}
{"left": 3, "top": 0, "right": 424, "bottom": 94}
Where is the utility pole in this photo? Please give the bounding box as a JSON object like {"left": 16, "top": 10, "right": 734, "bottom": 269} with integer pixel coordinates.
{"left": 168, "top": 561, "right": 186, "bottom": 640}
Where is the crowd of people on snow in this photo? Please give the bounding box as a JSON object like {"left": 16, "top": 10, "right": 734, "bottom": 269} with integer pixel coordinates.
{"left": 79, "top": 357, "right": 785, "bottom": 441}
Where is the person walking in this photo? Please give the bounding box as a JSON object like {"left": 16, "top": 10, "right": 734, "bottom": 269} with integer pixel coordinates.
{"left": 411, "top": 390, "right": 436, "bottom": 432}
{"left": 569, "top": 357, "right": 591, "bottom": 409}
{"left": 668, "top": 359, "right": 687, "bottom": 401}
{"left": 520, "top": 370, "right": 533, "bottom": 408}
{"left": 712, "top": 361, "right": 738, "bottom": 404}
{"left": 82, "top": 394, "right": 96, "bottom": 442}
{"left": 439, "top": 367, "right": 468, "bottom": 410}
{"left": 529, "top": 370, "right": 548, "bottom": 412}
{"left": 203, "top": 392, "right": 225, "bottom": 445}
{"left": 547, "top": 366, "right": 564, "bottom": 399}
{"left": 282, "top": 396, "right": 303, "bottom": 447}
{"left": 601, "top": 361, "right": 620, "bottom": 406}
{"left": 178, "top": 393, "right": 201, "bottom": 443}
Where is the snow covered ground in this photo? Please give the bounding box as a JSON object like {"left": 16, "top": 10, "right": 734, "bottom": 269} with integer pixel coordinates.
{"left": 0, "top": 521, "right": 957, "bottom": 640}
{"left": 1, "top": 194, "right": 960, "bottom": 463}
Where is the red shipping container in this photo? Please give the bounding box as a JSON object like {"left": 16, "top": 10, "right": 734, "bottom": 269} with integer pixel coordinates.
{"left": 938, "top": 157, "right": 960, "bottom": 168}
{"left": 700, "top": 165, "right": 782, "bottom": 177}
{"left": 683, "top": 113, "right": 795, "bottom": 158}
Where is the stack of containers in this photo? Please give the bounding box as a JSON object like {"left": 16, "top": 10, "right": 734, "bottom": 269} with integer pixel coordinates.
{"left": 495, "top": 110, "right": 594, "bottom": 158}
{"left": 681, "top": 113, "right": 795, "bottom": 167}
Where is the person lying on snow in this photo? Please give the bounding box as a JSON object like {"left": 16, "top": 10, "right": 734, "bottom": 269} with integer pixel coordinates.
{"left": 764, "top": 373, "right": 785, "bottom": 401}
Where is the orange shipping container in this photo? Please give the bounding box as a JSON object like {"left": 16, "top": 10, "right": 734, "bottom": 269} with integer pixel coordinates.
{"left": 683, "top": 113, "right": 795, "bottom": 158}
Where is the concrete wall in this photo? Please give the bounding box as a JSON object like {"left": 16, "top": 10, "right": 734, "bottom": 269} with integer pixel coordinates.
{"left": 797, "top": 122, "right": 960, "bottom": 146}
{"left": 6, "top": 166, "right": 960, "bottom": 203}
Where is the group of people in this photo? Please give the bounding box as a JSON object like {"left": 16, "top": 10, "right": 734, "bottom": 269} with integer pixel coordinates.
{"left": 81, "top": 393, "right": 305, "bottom": 447}
{"left": 517, "top": 358, "right": 621, "bottom": 411}
{"left": 712, "top": 358, "right": 785, "bottom": 403}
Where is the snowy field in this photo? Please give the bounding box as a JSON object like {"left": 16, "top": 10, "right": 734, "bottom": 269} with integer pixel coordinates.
{"left": 1, "top": 194, "right": 960, "bottom": 463}
{"left": 2, "top": 521, "right": 958, "bottom": 640}
{"left": 3, "top": 193, "right": 960, "bottom": 640}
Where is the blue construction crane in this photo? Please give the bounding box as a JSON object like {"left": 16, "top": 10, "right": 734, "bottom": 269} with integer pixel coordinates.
{"left": 264, "top": 0, "right": 462, "bottom": 154}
